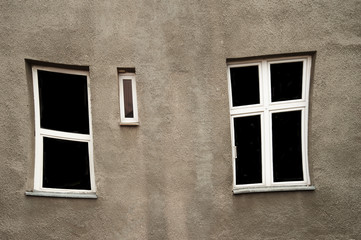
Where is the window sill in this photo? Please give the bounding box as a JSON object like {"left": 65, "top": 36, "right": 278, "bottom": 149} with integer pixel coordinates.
{"left": 25, "top": 191, "right": 97, "bottom": 199}
{"left": 233, "top": 185, "right": 315, "bottom": 195}
{"left": 119, "top": 122, "right": 139, "bottom": 126}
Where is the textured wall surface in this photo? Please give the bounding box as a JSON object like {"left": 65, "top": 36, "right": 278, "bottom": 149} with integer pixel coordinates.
{"left": 0, "top": 0, "right": 360, "bottom": 239}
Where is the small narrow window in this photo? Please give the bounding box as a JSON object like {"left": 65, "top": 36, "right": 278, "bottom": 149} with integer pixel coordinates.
{"left": 29, "top": 65, "right": 96, "bottom": 197}
{"left": 119, "top": 68, "right": 138, "bottom": 125}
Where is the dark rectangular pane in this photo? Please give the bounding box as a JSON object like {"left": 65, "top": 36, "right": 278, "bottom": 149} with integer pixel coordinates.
{"left": 234, "top": 115, "right": 262, "bottom": 184}
{"left": 38, "top": 70, "right": 89, "bottom": 134}
{"left": 230, "top": 66, "right": 260, "bottom": 106}
{"left": 123, "top": 79, "right": 134, "bottom": 118}
{"left": 43, "top": 137, "right": 91, "bottom": 190}
{"left": 272, "top": 111, "right": 303, "bottom": 182}
{"left": 270, "top": 61, "right": 303, "bottom": 102}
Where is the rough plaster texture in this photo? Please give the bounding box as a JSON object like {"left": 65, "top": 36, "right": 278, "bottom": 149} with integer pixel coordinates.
{"left": 0, "top": 0, "right": 360, "bottom": 239}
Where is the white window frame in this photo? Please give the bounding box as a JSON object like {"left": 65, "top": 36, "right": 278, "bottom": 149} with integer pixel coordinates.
{"left": 119, "top": 73, "right": 139, "bottom": 125}
{"left": 227, "top": 55, "right": 314, "bottom": 194}
{"left": 30, "top": 66, "right": 96, "bottom": 197}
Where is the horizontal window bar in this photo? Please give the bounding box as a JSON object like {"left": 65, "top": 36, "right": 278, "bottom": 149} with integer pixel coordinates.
{"left": 230, "top": 103, "right": 306, "bottom": 115}
{"left": 39, "top": 129, "right": 91, "bottom": 141}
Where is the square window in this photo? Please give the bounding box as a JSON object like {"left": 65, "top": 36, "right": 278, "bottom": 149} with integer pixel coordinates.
{"left": 227, "top": 55, "right": 313, "bottom": 193}
{"left": 31, "top": 66, "right": 96, "bottom": 196}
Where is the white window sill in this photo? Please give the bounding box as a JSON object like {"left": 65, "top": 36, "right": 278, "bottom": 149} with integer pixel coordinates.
{"left": 119, "top": 122, "right": 139, "bottom": 126}
{"left": 25, "top": 191, "right": 97, "bottom": 199}
{"left": 233, "top": 185, "right": 315, "bottom": 195}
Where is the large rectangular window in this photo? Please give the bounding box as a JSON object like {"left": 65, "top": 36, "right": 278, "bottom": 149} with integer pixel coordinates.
{"left": 227, "top": 55, "right": 314, "bottom": 194}
{"left": 29, "top": 66, "right": 96, "bottom": 197}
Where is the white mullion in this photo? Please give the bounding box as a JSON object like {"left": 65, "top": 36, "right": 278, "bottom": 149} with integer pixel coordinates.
{"left": 230, "top": 116, "right": 237, "bottom": 189}
{"left": 33, "top": 135, "right": 43, "bottom": 190}
{"left": 32, "top": 68, "right": 41, "bottom": 131}
{"left": 301, "top": 109, "right": 309, "bottom": 185}
{"left": 305, "top": 56, "right": 312, "bottom": 103}
{"left": 257, "top": 63, "right": 264, "bottom": 107}
{"left": 227, "top": 66, "right": 233, "bottom": 111}
{"left": 267, "top": 57, "right": 308, "bottom": 66}
{"left": 262, "top": 60, "right": 272, "bottom": 186}
{"left": 86, "top": 70, "right": 93, "bottom": 142}
{"left": 32, "top": 65, "right": 88, "bottom": 77}
{"left": 302, "top": 59, "right": 307, "bottom": 101}
{"left": 230, "top": 106, "right": 266, "bottom": 115}
{"left": 32, "top": 68, "right": 42, "bottom": 190}
{"left": 260, "top": 112, "right": 266, "bottom": 186}
{"left": 228, "top": 65, "right": 237, "bottom": 189}
{"left": 86, "top": 71, "right": 96, "bottom": 192}
{"left": 131, "top": 76, "right": 139, "bottom": 122}
{"left": 303, "top": 57, "right": 312, "bottom": 185}
{"left": 119, "top": 76, "right": 125, "bottom": 122}
{"left": 303, "top": 107, "right": 311, "bottom": 185}
{"left": 268, "top": 108, "right": 276, "bottom": 185}
{"left": 269, "top": 100, "right": 307, "bottom": 109}
{"left": 39, "top": 129, "right": 91, "bottom": 141}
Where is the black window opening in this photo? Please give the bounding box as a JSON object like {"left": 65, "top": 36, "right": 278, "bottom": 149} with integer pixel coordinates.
{"left": 38, "top": 70, "right": 90, "bottom": 134}
{"left": 270, "top": 61, "right": 303, "bottom": 102}
{"left": 234, "top": 115, "right": 262, "bottom": 185}
{"left": 43, "top": 137, "right": 91, "bottom": 190}
{"left": 272, "top": 111, "right": 303, "bottom": 182}
{"left": 230, "top": 66, "right": 260, "bottom": 107}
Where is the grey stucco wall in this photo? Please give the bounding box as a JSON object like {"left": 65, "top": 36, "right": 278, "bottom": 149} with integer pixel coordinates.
{"left": 0, "top": 1, "right": 360, "bottom": 239}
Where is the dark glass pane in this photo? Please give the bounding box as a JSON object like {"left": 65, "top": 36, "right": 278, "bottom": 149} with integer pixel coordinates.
{"left": 230, "top": 66, "right": 260, "bottom": 106}
{"left": 270, "top": 61, "right": 303, "bottom": 102}
{"left": 38, "top": 70, "right": 89, "bottom": 134}
{"left": 123, "top": 79, "right": 134, "bottom": 118}
{"left": 43, "top": 137, "right": 91, "bottom": 190}
{"left": 234, "top": 115, "right": 262, "bottom": 184}
{"left": 272, "top": 111, "right": 303, "bottom": 182}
